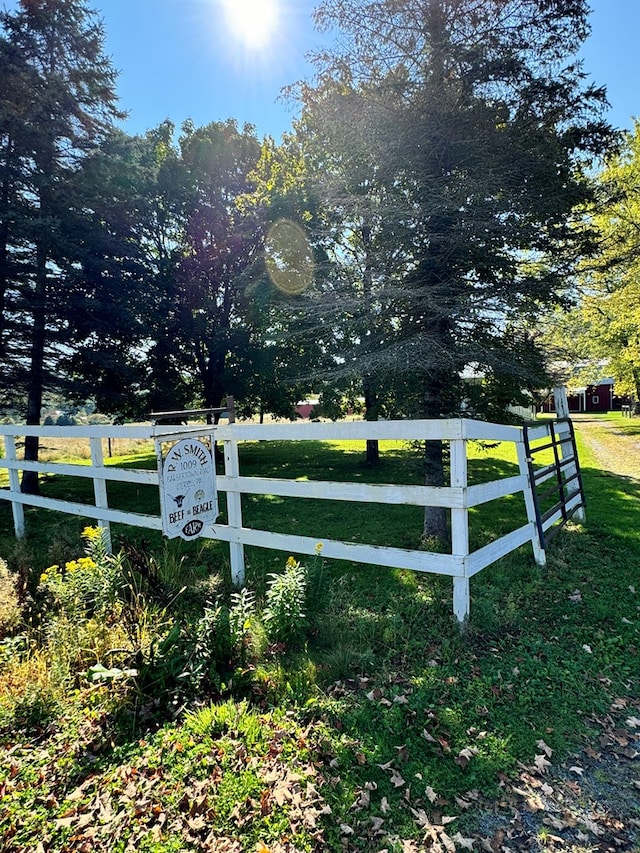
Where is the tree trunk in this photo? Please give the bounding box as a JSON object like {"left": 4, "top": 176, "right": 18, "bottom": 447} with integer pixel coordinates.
{"left": 360, "top": 224, "right": 381, "bottom": 465}
{"left": 633, "top": 368, "right": 640, "bottom": 415}
{"left": 422, "top": 373, "right": 448, "bottom": 543}
{"left": 21, "top": 249, "right": 47, "bottom": 495}
{"left": 363, "top": 373, "right": 380, "bottom": 465}
{"left": 423, "top": 438, "right": 448, "bottom": 542}
{"left": 0, "top": 140, "right": 10, "bottom": 356}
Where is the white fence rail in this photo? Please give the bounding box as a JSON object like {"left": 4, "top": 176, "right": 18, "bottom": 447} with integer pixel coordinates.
{"left": 0, "top": 414, "right": 582, "bottom": 624}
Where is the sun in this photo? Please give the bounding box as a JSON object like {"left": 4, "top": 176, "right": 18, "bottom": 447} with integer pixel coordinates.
{"left": 222, "top": 0, "right": 279, "bottom": 50}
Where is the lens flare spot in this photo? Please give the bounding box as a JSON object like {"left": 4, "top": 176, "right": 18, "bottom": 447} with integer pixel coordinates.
{"left": 265, "top": 219, "right": 314, "bottom": 295}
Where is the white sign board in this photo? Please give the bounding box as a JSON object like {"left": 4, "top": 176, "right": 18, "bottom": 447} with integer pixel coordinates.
{"left": 158, "top": 437, "right": 218, "bottom": 540}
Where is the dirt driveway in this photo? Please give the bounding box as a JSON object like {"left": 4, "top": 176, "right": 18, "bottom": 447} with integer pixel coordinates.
{"left": 571, "top": 414, "right": 640, "bottom": 481}
{"left": 469, "top": 414, "right": 640, "bottom": 853}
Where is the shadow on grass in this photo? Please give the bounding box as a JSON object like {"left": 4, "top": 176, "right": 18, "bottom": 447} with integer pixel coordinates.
{"left": 288, "top": 465, "right": 640, "bottom": 809}
{"left": 2, "top": 441, "right": 640, "bottom": 844}
{"left": 1, "top": 439, "right": 531, "bottom": 564}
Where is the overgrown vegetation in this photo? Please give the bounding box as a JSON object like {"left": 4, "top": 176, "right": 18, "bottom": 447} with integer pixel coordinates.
{"left": 1, "top": 431, "right": 639, "bottom": 851}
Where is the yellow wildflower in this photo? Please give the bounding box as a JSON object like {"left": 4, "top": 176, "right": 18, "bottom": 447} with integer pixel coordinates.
{"left": 39, "top": 572, "right": 48, "bottom": 584}
{"left": 315, "top": 542, "right": 324, "bottom": 556}
{"left": 82, "top": 526, "right": 102, "bottom": 541}
{"left": 65, "top": 560, "right": 79, "bottom": 573}
{"left": 286, "top": 556, "right": 298, "bottom": 569}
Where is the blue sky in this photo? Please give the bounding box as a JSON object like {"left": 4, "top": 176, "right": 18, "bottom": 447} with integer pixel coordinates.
{"left": 580, "top": 0, "right": 640, "bottom": 133}
{"left": 98, "top": 0, "right": 327, "bottom": 139}
{"left": 3, "top": 0, "right": 639, "bottom": 140}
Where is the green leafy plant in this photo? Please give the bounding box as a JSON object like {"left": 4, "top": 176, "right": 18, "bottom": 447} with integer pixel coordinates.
{"left": 264, "top": 556, "right": 307, "bottom": 645}
{"left": 38, "top": 526, "right": 120, "bottom": 621}
{"left": 4, "top": 428, "right": 640, "bottom": 852}
{"left": 187, "top": 601, "right": 231, "bottom": 694}
{"left": 0, "top": 557, "right": 20, "bottom": 638}
{"left": 229, "top": 586, "right": 257, "bottom": 661}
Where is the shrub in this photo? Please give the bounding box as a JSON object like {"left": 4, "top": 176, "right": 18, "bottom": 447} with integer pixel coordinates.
{"left": 56, "top": 413, "right": 76, "bottom": 426}
{"left": 173, "top": 588, "right": 257, "bottom": 700}
{"left": 0, "top": 651, "right": 61, "bottom": 733}
{"left": 35, "top": 527, "right": 135, "bottom": 685}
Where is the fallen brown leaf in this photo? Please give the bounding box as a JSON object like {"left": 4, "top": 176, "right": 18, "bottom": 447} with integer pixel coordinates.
{"left": 452, "top": 831, "right": 475, "bottom": 850}
{"left": 410, "top": 806, "right": 432, "bottom": 829}
{"left": 543, "top": 815, "right": 568, "bottom": 831}
{"left": 371, "top": 815, "right": 385, "bottom": 833}
{"left": 535, "top": 739, "right": 553, "bottom": 758}
{"left": 455, "top": 747, "right": 478, "bottom": 769}
{"left": 533, "top": 753, "right": 552, "bottom": 774}
{"left": 390, "top": 769, "right": 406, "bottom": 788}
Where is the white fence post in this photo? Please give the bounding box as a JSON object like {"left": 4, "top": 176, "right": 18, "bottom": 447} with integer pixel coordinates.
{"left": 553, "top": 385, "right": 570, "bottom": 420}
{"left": 89, "top": 437, "right": 113, "bottom": 553}
{"left": 515, "top": 439, "right": 546, "bottom": 566}
{"left": 4, "top": 436, "right": 25, "bottom": 539}
{"left": 553, "top": 385, "right": 586, "bottom": 523}
{"left": 450, "top": 437, "right": 470, "bottom": 626}
{"left": 223, "top": 435, "right": 245, "bottom": 586}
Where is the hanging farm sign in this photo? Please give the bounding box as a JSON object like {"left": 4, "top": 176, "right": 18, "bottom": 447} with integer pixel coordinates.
{"left": 157, "top": 436, "right": 218, "bottom": 540}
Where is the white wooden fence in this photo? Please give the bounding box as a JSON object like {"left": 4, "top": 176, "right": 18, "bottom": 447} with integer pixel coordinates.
{"left": 0, "top": 413, "right": 583, "bottom": 624}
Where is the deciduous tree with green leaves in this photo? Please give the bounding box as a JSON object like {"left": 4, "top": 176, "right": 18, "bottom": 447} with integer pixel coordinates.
{"left": 548, "top": 121, "right": 640, "bottom": 404}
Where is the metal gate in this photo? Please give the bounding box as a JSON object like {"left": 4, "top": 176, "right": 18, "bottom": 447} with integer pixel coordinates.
{"left": 522, "top": 418, "right": 586, "bottom": 547}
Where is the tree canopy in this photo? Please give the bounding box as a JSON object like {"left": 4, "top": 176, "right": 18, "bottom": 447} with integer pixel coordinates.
{"left": 544, "top": 122, "right": 640, "bottom": 403}
{"left": 0, "top": 0, "right": 618, "bottom": 489}
{"left": 279, "top": 0, "right": 615, "bottom": 535}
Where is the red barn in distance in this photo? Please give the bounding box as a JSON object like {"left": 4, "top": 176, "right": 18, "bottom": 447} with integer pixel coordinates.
{"left": 542, "top": 379, "right": 631, "bottom": 413}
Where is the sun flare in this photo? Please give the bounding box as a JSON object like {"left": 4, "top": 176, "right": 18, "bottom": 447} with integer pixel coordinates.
{"left": 222, "top": 0, "right": 279, "bottom": 49}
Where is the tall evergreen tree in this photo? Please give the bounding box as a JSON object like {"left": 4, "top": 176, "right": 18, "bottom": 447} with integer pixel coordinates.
{"left": 67, "top": 120, "right": 321, "bottom": 423}
{"left": 62, "top": 127, "right": 164, "bottom": 418}
{"left": 0, "top": 0, "right": 123, "bottom": 491}
{"left": 298, "top": 0, "right": 615, "bottom": 538}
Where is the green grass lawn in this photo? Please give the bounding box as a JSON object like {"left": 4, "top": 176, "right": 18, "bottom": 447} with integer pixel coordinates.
{"left": 0, "top": 432, "right": 639, "bottom": 851}
{"left": 0, "top": 435, "right": 534, "bottom": 561}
